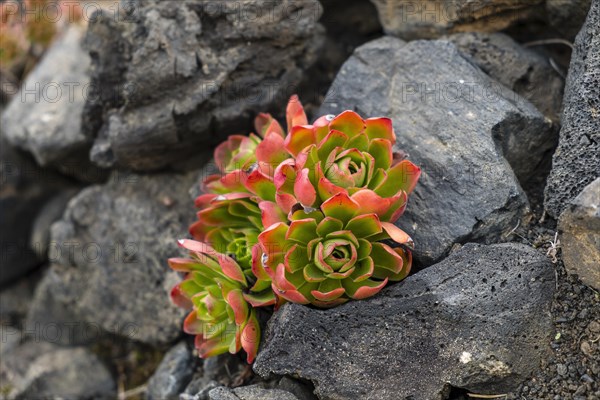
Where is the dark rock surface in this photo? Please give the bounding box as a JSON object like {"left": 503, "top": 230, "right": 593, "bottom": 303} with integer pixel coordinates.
{"left": 26, "top": 171, "right": 197, "bottom": 345}
{"left": 546, "top": 0, "right": 593, "bottom": 39}
{"left": 369, "top": 0, "right": 545, "bottom": 40}
{"left": 146, "top": 342, "right": 197, "bottom": 400}
{"left": 558, "top": 178, "right": 600, "bottom": 291}
{"left": 0, "top": 137, "right": 74, "bottom": 286}
{"left": 254, "top": 243, "right": 555, "bottom": 400}
{"left": 83, "top": 0, "right": 324, "bottom": 171}
{"left": 0, "top": 341, "right": 116, "bottom": 399}
{"left": 0, "top": 270, "right": 42, "bottom": 324}
{"left": 179, "top": 354, "right": 246, "bottom": 400}
{"left": 1, "top": 26, "right": 106, "bottom": 183}
{"left": 24, "top": 267, "right": 91, "bottom": 345}
{"left": 319, "top": 37, "right": 551, "bottom": 265}
{"left": 209, "top": 385, "right": 301, "bottom": 400}
{"left": 544, "top": 0, "right": 600, "bottom": 218}
{"left": 447, "top": 32, "right": 564, "bottom": 123}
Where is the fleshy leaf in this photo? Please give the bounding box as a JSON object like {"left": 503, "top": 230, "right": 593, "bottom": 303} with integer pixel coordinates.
{"left": 368, "top": 138, "right": 393, "bottom": 171}
{"left": 321, "top": 192, "right": 359, "bottom": 223}
{"left": 343, "top": 278, "right": 388, "bottom": 300}
{"left": 375, "top": 160, "right": 421, "bottom": 197}
{"left": 227, "top": 289, "right": 249, "bottom": 326}
{"left": 329, "top": 110, "right": 364, "bottom": 137}
{"left": 294, "top": 168, "right": 317, "bottom": 207}
{"left": 286, "top": 95, "right": 309, "bottom": 129}
{"left": 241, "top": 311, "right": 261, "bottom": 363}
{"left": 345, "top": 214, "right": 383, "bottom": 238}
{"left": 243, "top": 290, "right": 276, "bottom": 307}
{"left": 285, "top": 125, "right": 315, "bottom": 157}
{"left": 364, "top": 117, "right": 395, "bottom": 143}
{"left": 258, "top": 201, "right": 286, "bottom": 228}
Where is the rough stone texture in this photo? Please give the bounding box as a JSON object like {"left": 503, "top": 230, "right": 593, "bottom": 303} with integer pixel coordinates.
{"left": 29, "top": 190, "right": 78, "bottom": 261}
{"left": 24, "top": 267, "right": 91, "bottom": 345}
{"left": 319, "top": 38, "right": 550, "bottom": 265}
{"left": 254, "top": 243, "right": 555, "bottom": 400}
{"left": 0, "top": 270, "right": 42, "bottom": 324}
{"left": 446, "top": 32, "right": 564, "bottom": 123}
{"left": 546, "top": 0, "right": 593, "bottom": 39}
{"left": 209, "top": 385, "right": 300, "bottom": 400}
{"left": 545, "top": 0, "right": 600, "bottom": 218}
{"left": 0, "top": 136, "right": 74, "bottom": 286}
{"left": 1, "top": 26, "right": 106, "bottom": 183}
{"left": 146, "top": 342, "right": 197, "bottom": 400}
{"left": 370, "top": 0, "right": 545, "bottom": 40}
{"left": 558, "top": 178, "right": 600, "bottom": 291}
{"left": 180, "top": 354, "right": 245, "bottom": 400}
{"left": 83, "top": 0, "right": 324, "bottom": 171}
{"left": 26, "top": 170, "right": 198, "bottom": 345}
{"left": 0, "top": 341, "right": 116, "bottom": 399}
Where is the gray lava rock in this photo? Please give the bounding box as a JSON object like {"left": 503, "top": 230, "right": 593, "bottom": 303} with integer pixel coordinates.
{"left": 0, "top": 137, "right": 73, "bottom": 286}
{"left": 319, "top": 37, "right": 548, "bottom": 265}
{"left": 180, "top": 354, "right": 246, "bottom": 400}
{"left": 559, "top": 178, "right": 600, "bottom": 290}
{"left": 208, "top": 385, "right": 300, "bottom": 400}
{"left": 254, "top": 243, "right": 555, "bottom": 400}
{"left": 546, "top": 0, "right": 593, "bottom": 39}
{"left": 26, "top": 170, "right": 198, "bottom": 345}
{"left": 446, "top": 32, "right": 564, "bottom": 123}
{"left": 0, "top": 341, "right": 116, "bottom": 400}
{"left": 544, "top": 0, "right": 600, "bottom": 218}
{"left": 24, "top": 267, "right": 91, "bottom": 345}
{"left": 369, "top": 0, "right": 545, "bottom": 40}
{"left": 1, "top": 26, "right": 106, "bottom": 183}
{"left": 0, "top": 270, "right": 42, "bottom": 323}
{"left": 147, "top": 342, "right": 197, "bottom": 400}
{"left": 83, "top": 0, "right": 324, "bottom": 171}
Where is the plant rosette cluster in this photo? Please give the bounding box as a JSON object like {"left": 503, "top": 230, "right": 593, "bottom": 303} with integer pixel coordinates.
{"left": 169, "top": 96, "right": 421, "bottom": 363}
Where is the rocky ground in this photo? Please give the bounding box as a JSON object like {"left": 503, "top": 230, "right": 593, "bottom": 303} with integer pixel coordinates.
{"left": 1, "top": 0, "right": 599, "bottom": 399}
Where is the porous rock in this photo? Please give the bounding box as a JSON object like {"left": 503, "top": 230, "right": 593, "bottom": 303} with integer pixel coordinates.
{"left": 254, "top": 243, "right": 555, "bottom": 400}
{"left": 83, "top": 0, "right": 325, "bottom": 171}
{"left": 208, "top": 385, "right": 301, "bottom": 400}
{"left": 1, "top": 25, "right": 106, "bottom": 182}
{"left": 546, "top": 0, "right": 593, "bottom": 39}
{"left": 0, "top": 136, "right": 73, "bottom": 286}
{"left": 146, "top": 342, "right": 198, "bottom": 400}
{"left": 26, "top": 170, "right": 198, "bottom": 345}
{"left": 544, "top": 0, "right": 600, "bottom": 218}
{"left": 319, "top": 37, "right": 550, "bottom": 265}
{"left": 446, "top": 31, "right": 564, "bottom": 123}
{"left": 558, "top": 178, "right": 600, "bottom": 290}
{"left": 369, "top": 0, "right": 545, "bottom": 40}
{"left": 0, "top": 341, "right": 116, "bottom": 400}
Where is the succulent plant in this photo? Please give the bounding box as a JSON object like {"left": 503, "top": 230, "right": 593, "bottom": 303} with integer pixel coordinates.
{"left": 274, "top": 108, "right": 421, "bottom": 222}
{"left": 169, "top": 240, "right": 274, "bottom": 363}
{"left": 258, "top": 192, "right": 413, "bottom": 308}
{"left": 173, "top": 95, "right": 421, "bottom": 363}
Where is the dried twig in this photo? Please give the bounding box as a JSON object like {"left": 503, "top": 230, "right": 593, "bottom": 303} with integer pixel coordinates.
{"left": 523, "top": 38, "right": 574, "bottom": 50}
{"left": 118, "top": 384, "right": 147, "bottom": 400}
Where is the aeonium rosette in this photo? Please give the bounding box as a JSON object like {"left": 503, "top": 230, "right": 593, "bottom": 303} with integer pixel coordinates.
{"left": 171, "top": 94, "right": 422, "bottom": 364}
{"left": 257, "top": 192, "right": 413, "bottom": 308}
{"left": 274, "top": 108, "right": 421, "bottom": 222}
{"left": 169, "top": 240, "right": 275, "bottom": 363}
